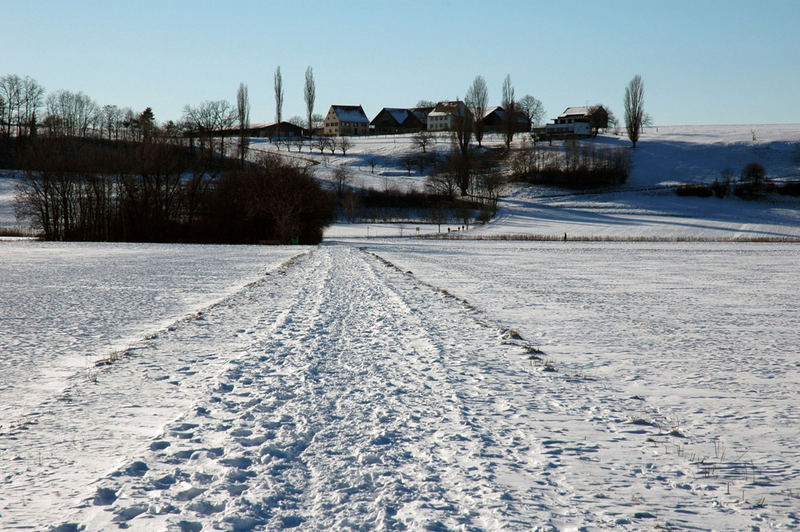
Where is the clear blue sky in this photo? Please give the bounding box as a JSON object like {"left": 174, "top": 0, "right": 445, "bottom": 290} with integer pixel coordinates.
{"left": 4, "top": 0, "right": 799, "bottom": 126}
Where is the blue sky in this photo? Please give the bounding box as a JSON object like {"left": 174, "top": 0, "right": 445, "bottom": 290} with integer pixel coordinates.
{"left": 4, "top": 0, "right": 799, "bottom": 126}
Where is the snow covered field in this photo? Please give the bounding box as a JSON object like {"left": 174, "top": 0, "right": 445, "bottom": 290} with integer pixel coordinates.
{"left": 363, "top": 239, "right": 800, "bottom": 525}
{"left": 0, "top": 242, "right": 304, "bottom": 427}
{"left": 1, "top": 125, "right": 799, "bottom": 530}
{"left": 1, "top": 240, "right": 798, "bottom": 530}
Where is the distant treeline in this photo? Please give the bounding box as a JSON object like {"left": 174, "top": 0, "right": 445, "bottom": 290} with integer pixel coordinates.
{"left": 674, "top": 162, "right": 800, "bottom": 200}
{"left": 15, "top": 136, "right": 333, "bottom": 244}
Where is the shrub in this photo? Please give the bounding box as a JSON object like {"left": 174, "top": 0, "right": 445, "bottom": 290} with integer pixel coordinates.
{"left": 733, "top": 181, "right": 758, "bottom": 199}
{"left": 676, "top": 184, "right": 713, "bottom": 197}
{"left": 778, "top": 181, "right": 800, "bottom": 196}
{"left": 511, "top": 142, "right": 631, "bottom": 189}
{"left": 710, "top": 179, "right": 729, "bottom": 198}
{"left": 741, "top": 162, "right": 766, "bottom": 184}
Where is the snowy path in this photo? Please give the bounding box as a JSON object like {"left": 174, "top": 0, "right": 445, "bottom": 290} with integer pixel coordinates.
{"left": 2, "top": 246, "right": 785, "bottom": 530}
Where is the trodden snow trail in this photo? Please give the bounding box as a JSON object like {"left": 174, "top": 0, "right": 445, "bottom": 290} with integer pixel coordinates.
{"left": 28, "top": 245, "right": 770, "bottom": 530}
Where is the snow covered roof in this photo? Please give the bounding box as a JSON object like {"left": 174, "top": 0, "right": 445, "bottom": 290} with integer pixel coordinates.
{"left": 331, "top": 105, "right": 369, "bottom": 123}
{"left": 411, "top": 107, "right": 432, "bottom": 123}
{"left": 479, "top": 106, "right": 504, "bottom": 120}
{"left": 379, "top": 108, "right": 411, "bottom": 125}
{"left": 247, "top": 121, "right": 303, "bottom": 130}
{"left": 558, "top": 106, "right": 591, "bottom": 119}
{"left": 429, "top": 101, "right": 467, "bottom": 117}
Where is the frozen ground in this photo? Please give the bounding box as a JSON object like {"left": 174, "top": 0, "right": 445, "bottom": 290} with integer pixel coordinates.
{"left": 1, "top": 241, "right": 799, "bottom": 530}
{"left": 363, "top": 240, "right": 800, "bottom": 521}
{"left": 0, "top": 242, "right": 304, "bottom": 427}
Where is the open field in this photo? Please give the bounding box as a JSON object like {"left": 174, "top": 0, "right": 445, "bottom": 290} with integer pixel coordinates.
{"left": 1, "top": 240, "right": 798, "bottom": 530}
{"left": 1, "top": 125, "right": 799, "bottom": 529}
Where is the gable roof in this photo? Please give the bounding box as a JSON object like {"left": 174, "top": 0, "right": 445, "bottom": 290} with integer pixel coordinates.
{"left": 558, "top": 106, "right": 591, "bottom": 119}
{"left": 331, "top": 105, "right": 369, "bottom": 123}
{"left": 247, "top": 121, "right": 304, "bottom": 130}
{"left": 429, "top": 100, "right": 469, "bottom": 117}
{"left": 371, "top": 107, "right": 411, "bottom": 126}
{"left": 478, "top": 106, "right": 504, "bottom": 120}
{"left": 411, "top": 107, "right": 433, "bottom": 122}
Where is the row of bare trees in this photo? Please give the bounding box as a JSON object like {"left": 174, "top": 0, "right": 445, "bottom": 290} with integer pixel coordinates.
{"left": 0, "top": 72, "right": 170, "bottom": 147}
{"left": 0, "top": 69, "right": 318, "bottom": 168}
{"left": 0, "top": 74, "right": 45, "bottom": 140}
{"left": 15, "top": 138, "right": 333, "bottom": 243}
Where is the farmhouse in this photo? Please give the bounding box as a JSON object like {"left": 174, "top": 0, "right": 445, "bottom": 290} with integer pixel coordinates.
{"left": 246, "top": 121, "right": 306, "bottom": 139}
{"left": 478, "top": 106, "right": 531, "bottom": 133}
{"left": 324, "top": 105, "right": 369, "bottom": 136}
{"left": 193, "top": 121, "right": 307, "bottom": 140}
{"left": 427, "top": 101, "right": 471, "bottom": 132}
{"left": 535, "top": 106, "right": 593, "bottom": 139}
{"left": 370, "top": 108, "right": 427, "bottom": 134}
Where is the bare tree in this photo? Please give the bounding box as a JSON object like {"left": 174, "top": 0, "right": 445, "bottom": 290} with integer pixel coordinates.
{"left": 0, "top": 95, "right": 5, "bottom": 138}
{"left": 451, "top": 102, "right": 473, "bottom": 196}
{"left": 304, "top": 66, "right": 315, "bottom": 134}
{"left": 19, "top": 76, "right": 44, "bottom": 137}
{"left": 101, "top": 104, "right": 123, "bottom": 140}
{"left": 416, "top": 99, "right": 436, "bottom": 108}
{"left": 476, "top": 169, "right": 506, "bottom": 214}
{"left": 121, "top": 107, "right": 135, "bottom": 140}
{"left": 427, "top": 166, "right": 458, "bottom": 199}
{"left": 333, "top": 164, "right": 351, "bottom": 197}
{"left": 401, "top": 154, "right": 416, "bottom": 176}
{"left": 412, "top": 130, "right": 434, "bottom": 153}
{"left": 518, "top": 95, "right": 545, "bottom": 128}
{"left": 0, "top": 75, "right": 21, "bottom": 140}
{"left": 465, "top": 75, "right": 488, "bottom": 147}
{"left": 501, "top": 75, "right": 516, "bottom": 149}
{"left": 314, "top": 136, "right": 330, "bottom": 154}
{"left": 339, "top": 136, "right": 352, "bottom": 155}
{"left": 182, "top": 100, "right": 235, "bottom": 157}
{"left": 44, "top": 90, "right": 98, "bottom": 138}
{"left": 236, "top": 82, "right": 250, "bottom": 165}
{"left": 274, "top": 66, "right": 284, "bottom": 140}
{"left": 641, "top": 112, "right": 654, "bottom": 133}
{"left": 624, "top": 74, "right": 645, "bottom": 148}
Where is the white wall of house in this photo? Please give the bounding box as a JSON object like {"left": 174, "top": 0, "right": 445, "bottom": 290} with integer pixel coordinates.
{"left": 427, "top": 113, "right": 452, "bottom": 131}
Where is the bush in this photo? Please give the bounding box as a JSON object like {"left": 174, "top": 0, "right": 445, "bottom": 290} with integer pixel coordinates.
{"left": 710, "top": 179, "right": 730, "bottom": 198}
{"left": 778, "top": 181, "right": 800, "bottom": 196}
{"left": 511, "top": 142, "right": 631, "bottom": 189}
{"left": 676, "top": 184, "right": 713, "bottom": 197}
{"left": 337, "top": 188, "right": 482, "bottom": 225}
{"left": 741, "top": 162, "right": 766, "bottom": 184}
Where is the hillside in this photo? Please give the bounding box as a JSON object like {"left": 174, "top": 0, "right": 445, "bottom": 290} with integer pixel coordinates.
{"left": 3, "top": 125, "right": 800, "bottom": 240}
